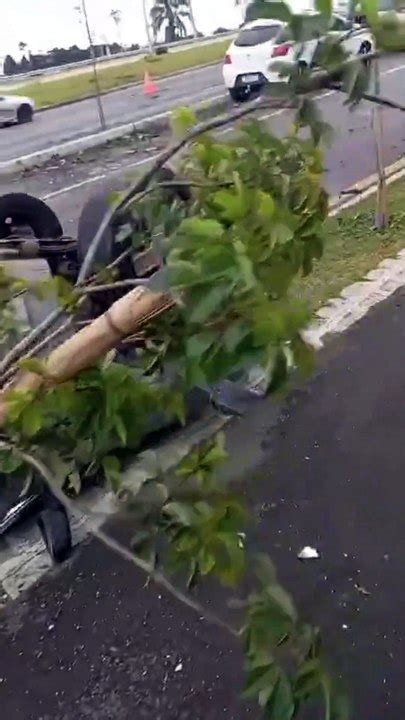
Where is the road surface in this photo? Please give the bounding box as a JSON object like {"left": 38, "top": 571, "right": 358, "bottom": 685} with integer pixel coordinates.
{"left": 0, "top": 52, "right": 404, "bottom": 166}
{"left": 0, "top": 64, "right": 226, "bottom": 163}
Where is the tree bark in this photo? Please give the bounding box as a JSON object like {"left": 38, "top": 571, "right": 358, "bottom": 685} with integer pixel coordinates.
{"left": 188, "top": 1, "right": 199, "bottom": 37}
{"left": 0, "top": 287, "right": 175, "bottom": 425}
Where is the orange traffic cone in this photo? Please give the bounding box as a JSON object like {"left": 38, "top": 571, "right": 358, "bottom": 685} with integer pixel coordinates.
{"left": 143, "top": 71, "right": 158, "bottom": 98}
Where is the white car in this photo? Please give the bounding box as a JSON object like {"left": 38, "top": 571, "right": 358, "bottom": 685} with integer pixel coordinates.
{"left": 0, "top": 95, "right": 35, "bottom": 126}
{"left": 223, "top": 14, "right": 374, "bottom": 102}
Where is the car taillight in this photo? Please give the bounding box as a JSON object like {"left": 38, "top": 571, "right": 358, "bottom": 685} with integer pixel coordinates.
{"left": 224, "top": 53, "right": 232, "bottom": 65}
{"left": 271, "top": 42, "right": 292, "bottom": 58}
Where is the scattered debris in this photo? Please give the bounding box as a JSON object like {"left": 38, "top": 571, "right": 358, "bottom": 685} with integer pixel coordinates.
{"left": 297, "top": 546, "right": 320, "bottom": 560}
{"left": 355, "top": 583, "right": 370, "bottom": 597}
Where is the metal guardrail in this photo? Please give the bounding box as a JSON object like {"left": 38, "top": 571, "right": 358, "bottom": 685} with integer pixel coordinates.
{"left": 0, "top": 32, "right": 235, "bottom": 87}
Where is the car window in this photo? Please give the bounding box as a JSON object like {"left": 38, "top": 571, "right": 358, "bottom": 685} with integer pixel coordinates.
{"left": 234, "top": 25, "right": 281, "bottom": 47}
{"left": 330, "top": 15, "right": 352, "bottom": 31}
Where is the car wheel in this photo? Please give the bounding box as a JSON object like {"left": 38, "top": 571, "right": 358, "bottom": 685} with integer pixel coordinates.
{"left": 229, "top": 87, "right": 251, "bottom": 103}
{"left": 0, "top": 193, "right": 63, "bottom": 240}
{"left": 358, "top": 41, "right": 372, "bottom": 67}
{"left": 37, "top": 507, "right": 72, "bottom": 564}
{"left": 17, "top": 103, "right": 33, "bottom": 124}
{"left": 76, "top": 167, "right": 191, "bottom": 316}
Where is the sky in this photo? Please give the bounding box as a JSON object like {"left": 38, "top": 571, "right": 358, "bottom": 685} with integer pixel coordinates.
{"left": 0, "top": 0, "right": 246, "bottom": 58}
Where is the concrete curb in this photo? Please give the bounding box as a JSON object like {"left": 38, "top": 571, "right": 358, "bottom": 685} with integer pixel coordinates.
{"left": 0, "top": 94, "right": 232, "bottom": 178}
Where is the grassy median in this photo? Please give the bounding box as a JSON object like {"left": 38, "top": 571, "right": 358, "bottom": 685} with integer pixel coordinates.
{"left": 12, "top": 40, "right": 230, "bottom": 109}
{"left": 293, "top": 179, "right": 405, "bottom": 310}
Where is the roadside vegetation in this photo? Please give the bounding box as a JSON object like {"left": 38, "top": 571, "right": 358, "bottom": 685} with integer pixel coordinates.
{"left": 294, "top": 180, "right": 405, "bottom": 309}
{"left": 11, "top": 40, "right": 230, "bottom": 109}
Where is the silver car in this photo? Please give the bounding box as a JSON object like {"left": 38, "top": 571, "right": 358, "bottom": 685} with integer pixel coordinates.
{"left": 0, "top": 94, "right": 35, "bottom": 126}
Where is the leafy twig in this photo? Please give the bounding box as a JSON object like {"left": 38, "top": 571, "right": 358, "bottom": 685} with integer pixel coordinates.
{"left": 76, "top": 98, "right": 274, "bottom": 283}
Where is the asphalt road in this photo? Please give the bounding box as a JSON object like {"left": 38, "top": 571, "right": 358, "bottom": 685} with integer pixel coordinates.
{"left": 1, "top": 286, "right": 405, "bottom": 718}
{"left": 0, "top": 64, "right": 225, "bottom": 163}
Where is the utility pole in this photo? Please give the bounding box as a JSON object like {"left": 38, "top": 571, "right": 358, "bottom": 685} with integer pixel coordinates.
{"left": 77, "top": 0, "right": 106, "bottom": 131}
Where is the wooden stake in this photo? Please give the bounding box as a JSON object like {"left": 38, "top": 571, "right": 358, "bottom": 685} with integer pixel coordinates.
{"left": 372, "top": 58, "right": 388, "bottom": 230}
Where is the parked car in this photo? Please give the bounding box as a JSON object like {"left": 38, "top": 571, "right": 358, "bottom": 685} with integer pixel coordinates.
{"left": 0, "top": 94, "right": 35, "bottom": 126}
{"left": 223, "top": 14, "right": 374, "bottom": 102}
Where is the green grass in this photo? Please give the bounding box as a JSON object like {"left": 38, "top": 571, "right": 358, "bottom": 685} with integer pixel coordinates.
{"left": 293, "top": 180, "right": 405, "bottom": 310}
{"left": 13, "top": 39, "right": 230, "bottom": 109}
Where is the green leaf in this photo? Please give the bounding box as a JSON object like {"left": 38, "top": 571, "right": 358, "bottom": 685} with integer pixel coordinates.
{"left": 294, "top": 658, "right": 322, "bottom": 701}
{"left": 257, "top": 191, "right": 275, "bottom": 220}
{"left": 223, "top": 323, "right": 250, "bottom": 353}
{"left": 359, "top": 0, "right": 379, "bottom": 26}
{"left": 243, "top": 663, "right": 279, "bottom": 702}
{"left": 190, "top": 285, "right": 231, "bottom": 324}
{"left": 171, "top": 106, "right": 197, "bottom": 137}
{"left": 202, "top": 433, "right": 228, "bottom": 467}
{"left": 179, "top": 217, "right": 224, "bottom": 241}
{"left": 103, "top": 455, "right": 121, "bottom": 491}
{"left": 0, "top": 449, "right": 23, "bottom": 474}
{"left": 199, "top": 548, "right": 217, "bottom": 575}
{"left": 315, "top": 0, "right": 332, "bottom": 18}
{"left": 114, "top": 414, "right": 127, "bottom": 445}
{"left": 265, "top": 674, "right": 295, "bottom": 720}
{"left": 186, "top": 332, "right": 216, "bottom": 360}
{"left": 214, "top": 189, "right": 248, "bottom": 222}
{"left": 22, "top": 405, "right": 44, "bottom": 438}
{"left": 164, "top": 501, "right": 195, "bottom": 526}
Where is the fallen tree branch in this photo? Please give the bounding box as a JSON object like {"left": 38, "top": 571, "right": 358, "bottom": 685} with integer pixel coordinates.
{"left": 328, "top": 81, "right": 405, "bottom": 111}
{"left": 0, "top": 286, "right": 175, "bottom": 425}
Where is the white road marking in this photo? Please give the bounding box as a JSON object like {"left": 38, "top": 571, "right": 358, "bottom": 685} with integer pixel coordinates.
{"left": 385, "top": 62, "right": 405, "bottom": 75}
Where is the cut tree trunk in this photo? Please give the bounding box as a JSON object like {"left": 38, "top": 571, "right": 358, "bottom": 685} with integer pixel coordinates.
{"left": 0, "top": 287, "right": 175, "bottom": 425}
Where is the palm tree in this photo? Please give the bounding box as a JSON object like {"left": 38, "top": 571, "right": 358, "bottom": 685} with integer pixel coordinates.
{"left": 187, "top": 0, "right": 199, "bottom": 37}
{"left": 150, "top": 0, "right": 190, "bottom": 43}
{"left": 110, "top": 9, "right": 123, "bottom": 47}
